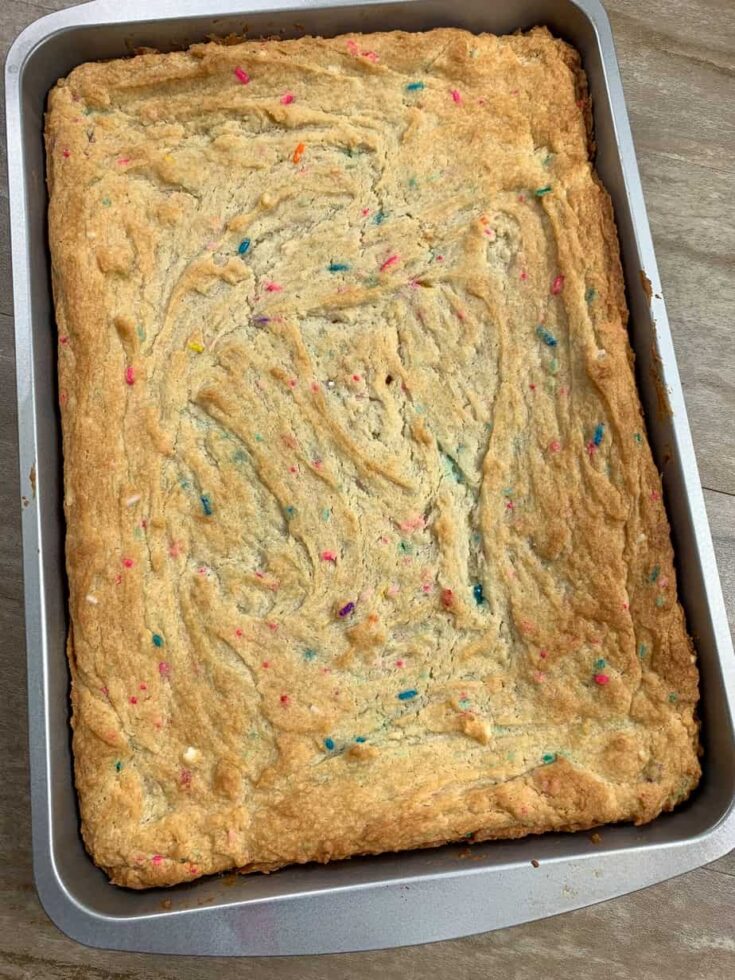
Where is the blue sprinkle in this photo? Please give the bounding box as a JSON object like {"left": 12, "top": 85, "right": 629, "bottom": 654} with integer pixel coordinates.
{"left": 406, "top": 81, "right": 425, "bottom": 91}
{"left": 354, "top": 736, "right": 367, "bottom": 743}
{"left": 303, "top": 648, "right": 317, "bottom": 661}
{"left": 114, "top": 760, "right": 123, "bottom": 773}
{"left": 324, "top": 737, "right": 335, "bottom": 751}
{"left": 200, "top": 494, "right": 213, "bottom": 516}
{"left": 585, "top": 286, "right": 597, "bottom": 302}
{"left": 593, "top": 423, "right": 605, "bottom": 446}
{"left": 536, "top": 325, "right": 557, "bottom": 347}
{"left": 238, "top": 238, "right": 251, "bottom": 255}
{"left": 328, "top": 262, "right": 350, "bottom": 272}
{"left": 284, "top": 506, "right": 296, "bottom": 518}
{"left": 397, "top": 689, "right": 418, "bottom": 701}
{"left": 473, "top": 583, "right": 484, "bottom": 605}
{"left": 373, "top": 210, "right": 387, "bottom": 225}
{"left": 152, "top": 633, "right": 164, "bottom": 648}
{"left": 649, "top": 566, "right": 660, "bottom": 583}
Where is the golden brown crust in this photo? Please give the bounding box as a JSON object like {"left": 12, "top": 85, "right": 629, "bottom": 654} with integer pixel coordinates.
{"left": 46, "top": 27, "right": 700, "bottom": 889}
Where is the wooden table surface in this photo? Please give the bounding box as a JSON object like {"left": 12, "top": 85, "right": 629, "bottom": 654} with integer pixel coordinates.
{"left": 1, "top": 0, "right": 733, "bottom": 975}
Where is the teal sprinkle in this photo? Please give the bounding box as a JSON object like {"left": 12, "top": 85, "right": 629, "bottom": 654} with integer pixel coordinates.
{"left": 535, "top": 186, "right": 552, "bottom": 196}
{"left": 473, "top": 583, "right": 484, "bottom": 605}
{"left": 668, "top": 692, "right": 678, "bottom": 703}
{"left": 303, "top": 649, "right": 317, "bottom": 661}
{"left": 458, "top": 697, "right": 471, "bottom": 709}
{"left": 542, "top": 753, "right": 557, "bottom": 764}
{"left": 593, "top": 423, "right": 605, "bottom": 446}
{"left": 656, "top": 596, "right": 666, "bottom": 608}
{"left": 101, "top": 197, "right": 111, "bottom": 207}
{"left": 441, "top": 452, "right": 464, "bottom": 484}
{"left": 649, "top": 566, "right": 660, "bottom": 583}
{"left": 502, "top": 487, "right": 513, "bottom": 496}
{"left": 328, "top": 262, "right": 350, "bottom": 272}
{"left": 200, "top": 494, "right": 213, "bottom": 516}
{"left": 543, "top": 153, "right": 554, "bottom": 167}
{"left": 238, "top": 238, "right": 251, "bottom": 255}
{"left": 633, "top": 432, "right": 642, "bottom": 444}
{"left": 152, "top": 633, "right": 164, "bottom": 648}
{"left": 397, "top": 689, "right": 418, "bottom": 701}
{"left": 373, "top": 210, "right": 387, "bottom": 225}
{"left": 114, "top": 760, "right": 123, "bottom": 773}
{"left": 398, "top": 540, "right": 413, "bottom": 555}
{"left": 232, "top": 449, "right": 248, "bottom": 463}
{"left": 406, "top": 81, "right": 425, "bottom": 91}
{"left": 322, "top": 508, "right": 331, "bottom": 521}
{"left": 324, "top": 737, "right": 335, "bottom": 751}
{"left": 407, "top": 176, "right": 418, "bottom": 189}
{"left": 180, "top": 479, "right": 191, "bottom": 489}
{"left": 595, "top": 658, "right": 606, "bottom": 669}
{"left": 638, "top": 643, "right": 647, "bottom": 658}
{"left": 136, "top": 325, "right": 146, "bottom": 341}
{"left": 354, "top": 736, "right": 367, "bottom": 743}
{"left": 255, "top": 433, "right": 265, "bottom": 442}
{"left": 284, "top": 506, "right": 296, "bottom": 519}
{"left": 548, "top": 357, "right": 559, "bottom": 375}
{"left": 585, "top": 286, "right": 597, "bottom": 302}
{"left": 536, "top": 325, "right": 557, "bottom": 347}
{"left": 472, "top": 532, "right": 482, "bottom": 543}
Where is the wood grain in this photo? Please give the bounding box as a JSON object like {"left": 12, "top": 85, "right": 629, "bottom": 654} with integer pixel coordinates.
{"left": 0, "top": 0, "right": 733, "bottom": 975}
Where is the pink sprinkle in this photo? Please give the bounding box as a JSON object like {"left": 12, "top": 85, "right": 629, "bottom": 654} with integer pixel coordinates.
{"left": 129, "top": 696, "right": 138, "bottom": 705}
{"left": 400, "top": 515, "right": 425, "bottom": 532}
{"left": 197, "top": 566, "right": 208, "bottom": 576}
{"left": 287, "top": 378, "right": 297, "bottom": 389}
{"left": 622, "top": 602, "right": 630, "bottom": 611}
{"left": 122, "top": 557, "right": 134, "bottom": 568}
{"left": 379, "top": 535, "right": 390, "bottom": 545}
{"left": 346, "top": 39, "right": 359, "bottom": 55}
{"left": 659, "top": 576, "right": 669, "bottom": 589}
{"left": 280, "top": 91, "right": 295, "bottom": 105}
{"left": 551, "top": 275, "right": 565, "bottom": 295}
{"left": 361, "top": 207, "right": 370, "bottom": 217}
{"left": 352, "top": 373, "right": 362, "bottom": 382}
{"left": 311, "top": 381, "right": 321, "bottom": 393}
{"left": 100, "top": 686, "right": 109, "bottom": 698}
{"left": 188, "top": 864, "right": 198, "bottom": 876}
{"left": 421, "top": 583, "right": 432, "bottom": 593}
{"left": 395, "top": 659, "right": 405, "bottom": 668}
{"left": 587, "top": 441, "right": 597, "bottom": 457}
{"left": 62, "top": 148, "right": 70, "bottom": 158}
{"left": 288, "top": 465, "right": 298, "bottom": 474}
{"left": 380, "top": 254, "right": 399, "bottom": 272}
{"left": 117, "top": 157, "right": 130, "bottom": 166}
{"left": 59, "top": 389, "right": 68, "bottom": 406}
{"left": 152, "top": 854, "right": 163, "bottom": 866}
{"left": 139, "top": 682, "right": 147, "bottom": 691}
{"left": 169, "top": 542, "right": 181, "bottom": 557}
{"left": 125, "top": 366, "right": 135, "bottom": 385}
{"left": 435, "top": 255, "right": 444, "bottom": 262}
{"left": 533, "top": 671, "right": 546, "bottom": 683}
{"left": 321, "top": 550, "right": 338, "bottom": 563}
{"left": 255, "top": 570, "right": 265, "bottom": 579}
{"left": 651, "top": 490, "right": 661, "bottom": 501}
{"left": 506, "top": 500, "right": 514, "bottom": 510}
{"left": 280, "top": 693, "right": 290, "bottom": 705}
{"left": 540, "top": 649, "right": 548, "bottom": 659}
{"left": 266, "top": 621, "right": 278, "bottom": 632}
{"left": 362, "top": 50, "right": 379, "bottom": 63}
{"left": 265, "top": 281, "right": 283, "bottom": 292}
{"left": 313, "top": 458, "right": 323, "bottom": 469}
{"left": 529, "top": 383, "right": 536, "bottom": 392}
{"left": 451, "top": 89, "right": 462, "bottom": 104}
{"left": 114, "top": 574, "right": 122, "bottom": 585}
{"left": 559, "top": 386, "right": 569, "bottom": 397}
{"left": 235, "top": 628, "right": 244, "bottom": 638}
{"left": 234, "top": 67, "right": 250, "bottom": 85}
{"left": 387, "top": 583, "right": 400, "bottom": 596}
{"left": 548, "top": 440, "right": 562, "bottom": 453}
{"left": 520, "top": 269, "right": 528, "bottom": 281}
{"left": 59, "top": 335, "right": 69, "bottom": 345}
{"left": 262, "top": 660, "right": 271, "bottom": 669}
{"left": 594, "top": 673, "right": 610, "bottom": 685}
{"left": 517, "top": 195, "right": 526, "bottom": 204}
{"left": 484, "top": 228, "right": 496, "bottom": 240}
{"left": 180, "top": 769, "right": 192, "bottom": 786}
{"left": 158, "top": 661, "right": 170, "bottom": 677}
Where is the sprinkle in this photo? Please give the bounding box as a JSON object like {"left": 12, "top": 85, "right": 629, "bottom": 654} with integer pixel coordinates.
{"left": 406, "top": 81, "right": 425, "bottom": 91}
{"left": 649, "top": 566, "right": 660, "bottom": 582}
{"left": 266, "top": 621, "right": 279, "bottom": 632}
{"left": 539, "top": 649, "right": 548, "bottom": 659}
{"left": 441, "top": 588, "right": 454, "bottom": 608}
{"left": 533, "top": 671, "right": 546, "bottom": 684}
{"left": 101, "top": 198, "right": 111, "bottom": 207}
{"left": 122, "top": 557, "right": 134, "bottom": 568}
{"left": 338, "top": 601, "right": 355, "bottom": 618}
{"left": 668, "top": 692, "right": 678, "bottom": 703}
{"left": 180, "top": 769, "right": 192, "bottom": 786}
{"left": 152, "top": 633, "right": 164, "bottom": 648}
{"left": 656, "top": 596, "right": 666, "bottom": 608}
{"left": 638, "top": 643, "right": 647, "bottom": 658}
{"left": 395, "top": 659, "right": 406, "bottom": 668}
{"left": 238, "top": 238, "right": 251, "bottom": 255}
{"left": 304, "top": 649, "right": 317, "bottom": 661}
{"left": 355, "top": 736, "right": 367, "bottom": 743}
{"left": 397, "top": 689, "right": 418, "bottom": 701}
{"left": 280, "top": 694, "right": 290, "bottom": 705}
{"left": 595, "top": 658, "right": 606, "bottom": 669}
{"left": 551, "top": 275, "right": 565, "bottom": 295}
{"left": 542, "top": 753, "right": 556, "bottom": 764}
{"left": 321, "top": 550, "right": 338, "bottom": 563}
{"left": 292, "top": 142, "right": 306, "bottom": 164}
{"left": 124, "top": 366, "right": 135, "bottom": 386}
{"left": 548, "top": 357, "right": 559, "bottom": 375}
{"left": 548, "top": 440, "right": 562, "bottom": 453}
{"left": 129, "top": 696, "right": 138, "bottom": 705}
{"left": 387, "top": 583, "right": 400, "bottom": 597}
{"left": 585, "top": 286, "right": 597, "bottom": 302}
{"left": 264, "top": 281, "right": 283, "bottom": 292}
{"left": 158, "top": 661, "right": 171, "bottom": 677}
{"left": 519, "top": 269, "right": 528, "bottom": 281}
{"left": 252, "top": 316, "right": 270, "bottom": 326}
{"left": 152, "top": 854, "right": 163, "bottom": 866}
{"left": 398, "top": 540, "right": 413, "bottom": 555}
{"left": 594, "top": 673, "right": 610, "bottom": 685}
{"left": 380, "top": 254, "right": 399, "bottom": 272}
{"left": 324, "top": 737, "right": 335, "bottom": 750}
{"left": 285, "top": 505, "right": 296, "bottom": 518}
{"left": 117, "top": 157, "right": 130, "bottom": 166}
{"left": 634, "top": 432, "right": 642, "bottom": 444}
{"left": 261, "top": 660, "right": 270, "bottom": 669}
{"left": 536, "top": 325, "right": 557, "bottom": 347}
{"left": 234, "top": 67, "right": 250, "bottom": 85}
{"left": 593, "top": 423, "right": 605, "bottom": 446}
{"left": 114, "top": 760, "right": 122, "bottom": 773}
{"left": 535, "top": 186, "right": 552, "bottom": 196}
{"left": 328, "top": 262, "right": 350, "bottom": 272}
{"left": 187, "top": 340, "right": 205, "bottom": 353}
{"left": 59, "top": 335, "right": 69, "bottom": 346}
{"left": 373, "top": 210, "right": 387, "bottom": 225}
{"left": 473, "top": 583, "right": 485, "bottom": 605}
{"left": 85, "top": 594, "right": 98, "bottom": 605}
{"left": 280, "top": 91, "right": 295, "bottom": 105}
{"left": 450, "top": 89, "right": 462, "bottom": 103}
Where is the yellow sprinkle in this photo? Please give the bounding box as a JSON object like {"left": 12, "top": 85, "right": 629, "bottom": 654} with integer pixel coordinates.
{"left": 187, "top": 340, "right": 205, "bottom": 353}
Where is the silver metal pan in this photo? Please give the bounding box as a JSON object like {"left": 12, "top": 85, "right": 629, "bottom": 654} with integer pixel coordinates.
{"left": 6, "top": 0, "right": 735, "bottom": 956}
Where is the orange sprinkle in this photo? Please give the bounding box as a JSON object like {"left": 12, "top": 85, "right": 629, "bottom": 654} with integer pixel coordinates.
{"left": 293, "top": 142, "right": 306, "bottom": 164}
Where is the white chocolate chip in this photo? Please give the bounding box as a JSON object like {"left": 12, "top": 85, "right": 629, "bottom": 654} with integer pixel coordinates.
{"left": 85, "top": 594, "right": 98, "bottom": 605}
{"left": 182, "top": 746, "right": 201, "bottom": 765}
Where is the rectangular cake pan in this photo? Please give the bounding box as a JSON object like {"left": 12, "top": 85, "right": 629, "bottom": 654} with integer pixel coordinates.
{"left": 7, "top": 0, "right": 735, "bottom": 956}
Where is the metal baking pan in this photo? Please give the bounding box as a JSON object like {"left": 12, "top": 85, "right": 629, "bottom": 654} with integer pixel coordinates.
{"left": 7, "top": 0, "right": 735, "bottom": 956}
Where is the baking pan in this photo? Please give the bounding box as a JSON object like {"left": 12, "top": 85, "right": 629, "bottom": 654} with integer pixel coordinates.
{"left": 7, "top": 0, "right": 735, "bottom": 956}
